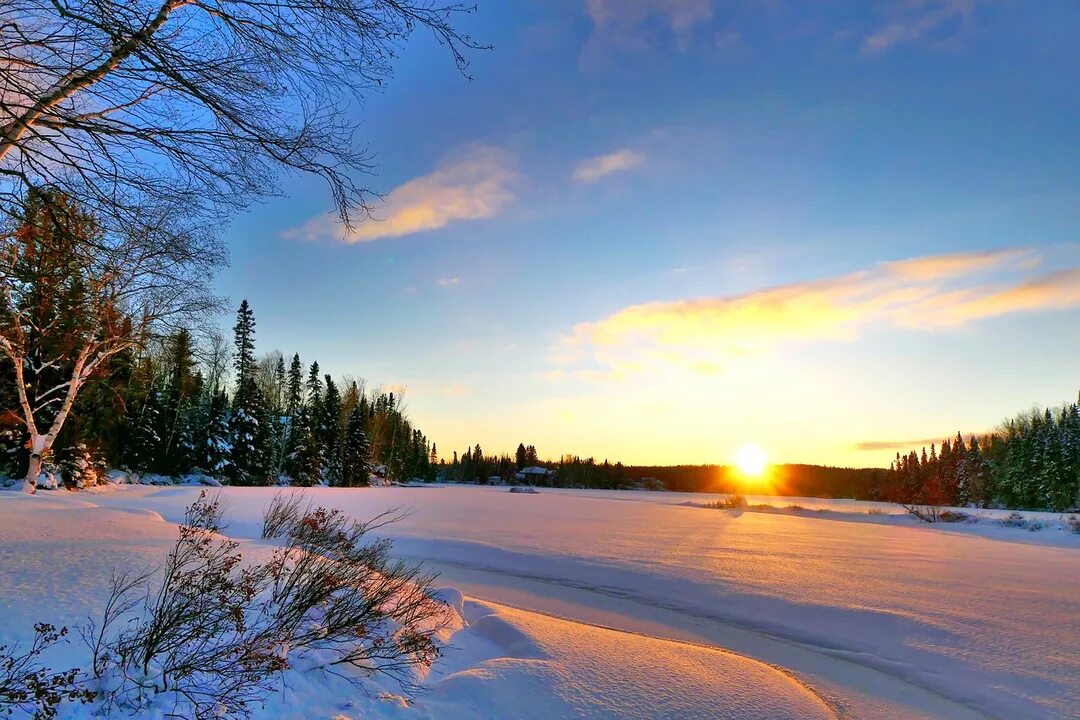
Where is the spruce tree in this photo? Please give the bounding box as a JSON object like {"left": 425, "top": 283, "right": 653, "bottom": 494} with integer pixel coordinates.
{"left": 321, "top": 375, "right": 343, "bottom": 485}
{"left": 200, "top": 389, "right": 232, "bottom": 477}
{"left": 341, "top": 405, "right": 371, "bottom": 487}
{"left": 228, "top": 300, "right": 268, "bottom": 485}
{"left": 284, "top": 405, "right": 322, "bottom": 486}
{"left": 286, "top": 354, "right": 304, "bottom": 415}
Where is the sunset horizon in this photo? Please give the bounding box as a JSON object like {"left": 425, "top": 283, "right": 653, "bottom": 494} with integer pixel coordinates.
{"left": 212, "top": 1, "right": 1080, "bottom": 469}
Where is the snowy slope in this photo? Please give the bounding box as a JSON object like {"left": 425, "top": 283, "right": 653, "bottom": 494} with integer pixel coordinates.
{"left": 0, "top": 491, "right": 834, "bottom": 720}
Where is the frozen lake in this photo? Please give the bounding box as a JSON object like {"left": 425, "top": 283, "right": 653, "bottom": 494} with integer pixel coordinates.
{"left": 2, "top": 484, "right": 1078, "bottom": 719}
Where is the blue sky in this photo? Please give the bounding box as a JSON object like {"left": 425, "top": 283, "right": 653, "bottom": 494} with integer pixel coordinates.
{"left": 215, "top": 0, "right": 1080, "bottom": 466}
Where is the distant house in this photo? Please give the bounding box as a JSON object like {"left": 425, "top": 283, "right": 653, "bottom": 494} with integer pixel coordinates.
{"left": 514, "top": 466, "right": 556, "bottom": 486}
{"left": 487, "top": 475, "right": 505, "bottom": 486}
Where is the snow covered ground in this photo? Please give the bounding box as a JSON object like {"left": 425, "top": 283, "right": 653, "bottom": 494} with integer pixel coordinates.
{"left": 2, "top": 484, "right": 1078, "bottom": 719}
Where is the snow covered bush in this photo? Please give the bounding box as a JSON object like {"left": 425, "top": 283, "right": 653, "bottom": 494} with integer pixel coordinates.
{"left": 58, "top": 442, "right": 108, "bottom": 489}
{"left": 87, "top": 491, "right": 450, "bottom": 719}
{"left": 0, "top": 623, "right": 93, "bottom": 718}
{"left": 998, "top": 512, "right": 1046, "bottom": 531}
{"left": 904, "top": 503, "right": 946, "bottom": 523}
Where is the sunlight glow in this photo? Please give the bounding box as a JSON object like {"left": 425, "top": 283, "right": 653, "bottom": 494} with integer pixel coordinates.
{"left": 734, "top": 444, "right": 769, "bottom": 478}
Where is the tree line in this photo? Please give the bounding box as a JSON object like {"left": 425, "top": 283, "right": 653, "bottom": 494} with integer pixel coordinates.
{"left": 0, "top": 272, "right": 435, "bottom": 491}
{"left": 892, "top": 397, "right": 1080, "bottom": 512}
{"left": 440, "top": 444, "right": 893, "bottom": 497}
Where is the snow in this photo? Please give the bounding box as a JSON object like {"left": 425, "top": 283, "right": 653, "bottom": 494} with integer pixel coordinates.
{"left": 1, "top": 484, "right": 1078, "bottom": 719}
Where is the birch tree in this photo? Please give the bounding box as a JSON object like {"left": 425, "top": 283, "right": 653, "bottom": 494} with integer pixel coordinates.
{"left": 0, "top": 0, "right": 480, "bottom": 234}
{"left": 0, "top": 188, "right": 220, "bottom": 490}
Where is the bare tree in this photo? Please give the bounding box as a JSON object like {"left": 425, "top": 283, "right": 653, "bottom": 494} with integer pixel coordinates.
{"left": 0, "top": 188, "right": 221, "bottom": 490}
{"left": 0, "top": 0, "right": 482, "bottom": 233}
{"left": 201, "top": 329, "right": 231, "bottom": 395}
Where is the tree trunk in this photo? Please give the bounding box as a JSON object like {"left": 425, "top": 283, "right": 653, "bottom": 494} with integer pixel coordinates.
{"left": 22, "top": 434, "right": 46, "bottom": 493}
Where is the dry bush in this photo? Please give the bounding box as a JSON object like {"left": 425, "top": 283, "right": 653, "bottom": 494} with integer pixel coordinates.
{"left": 904, "top": 503, "right": 944, "bottom": 523}
{"left": 87, "top": 491, "right": 449, "bottom": 719}
{"left": 705, "top": 495, "right": 748, "bottom": 510}
{"left": 261, "top": 490, "right": 308, "bottom": 540}
{"left": 0, "top": 624, "right": 93, "bottom": 718}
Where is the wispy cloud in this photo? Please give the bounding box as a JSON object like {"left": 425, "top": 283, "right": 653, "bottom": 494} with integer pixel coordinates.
{"left": 585, "top": 0, "right": 713, "bottom": 36}
{"left": 283, "top": 146, "right": 519, "bottom": 243}
{"left": 440, "top": 382, "right": 473, "bottom": 397}
{"left": 559, "top": 249, "right": 1080, "bottom": 376}
{"left": 574, "top": 150, "right": 645, "bottom": 183}
{"left": 582, "top": 0, "right": 714, "bottom": 56}
{"left": 853, "top": 435, "right": 978, "bottom": 452}
{"left": 862, "top": 0, "right": 976, "bottom": 55}
{"left": 436, "top": 277, "right": 460, "bottom": 287}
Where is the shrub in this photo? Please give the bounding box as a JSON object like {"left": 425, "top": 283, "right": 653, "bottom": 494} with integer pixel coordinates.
{"left": 88, "top": 491, "right": 449, "bottom": 719}
{"left": 938, "top": 510, "right": 970, "bottom": 523}
{"left": 1000, "top": 511, "right": 1027, "bottom": 528}
{"left": 58, "top": 442, "right": 108, "bottom": 489}
{"left": 904, "top": 504, "right": 944, "bottom": 523}
{"left": 705, "top": 495, "right": 748, "bottom": 510}
{"left": 261, "top": 490, "right": 308, "bottom": 539}
{"left": 0, "top": 624, "right": 94, "bottom": 718}
{"left": 997, "top": 511, "right": 1046, "bottom": 531}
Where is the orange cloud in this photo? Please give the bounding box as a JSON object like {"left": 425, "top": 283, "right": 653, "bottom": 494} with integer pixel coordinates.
{"left": 562, "top": 249, "right": 1080, "bottom": 375}
{"left": 284, "top": 146, "right": 519, "bottom": 243}
{"left": 574, "top": 150, "right": 645, "bottom": 183}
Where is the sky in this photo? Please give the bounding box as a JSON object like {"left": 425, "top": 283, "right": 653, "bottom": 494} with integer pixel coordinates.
{"left": 216, "top": 0, "right": 1080, "bottom": 468}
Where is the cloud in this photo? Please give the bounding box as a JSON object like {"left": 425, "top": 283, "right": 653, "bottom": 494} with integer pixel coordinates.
{"left": 585, "top": 0, "right": 713, "bottom": 36}
{"left": 853, "top": 436, "right": 965, "bottom": 452}
{"left": 574, "top": 150, "right": 645, "bottom": 183}
{"left": 582, "top": 0, "right": 714, "bottom": 56}
{"left": 440, "top": 383, "right": 472, "bottom": 397}
{"left": 283, "top": 146, "right": 519, "bottom": 243}
{"left": 862, "top": 0, "right": 976, "bottom": 55}
{"left": 436, "top": 277, "right": 460, "bottom": 288}
{"left": 560, "top": 249, "right": 1080, "bottom": 375}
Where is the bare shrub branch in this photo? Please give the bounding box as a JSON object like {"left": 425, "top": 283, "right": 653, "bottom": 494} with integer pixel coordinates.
{"left": 89, "top": 490, "right": 449, "bottom": 718}
{"left": 0, "top": 623, "right": 94, "bottom": 718}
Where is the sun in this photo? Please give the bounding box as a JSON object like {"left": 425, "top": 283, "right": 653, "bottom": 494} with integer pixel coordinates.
{"left": 733, "top": 444, "right": 768, "bottom": 478}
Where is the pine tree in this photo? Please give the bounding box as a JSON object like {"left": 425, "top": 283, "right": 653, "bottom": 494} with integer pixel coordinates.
{"left": 321, "top": 375, "right": 343, "bottom": 485}
{"left": 233, "top": 301, "right": 257, "bottom": 395}
{"left": 126, "top": 376, "right": 163, "bottom": 474}
{"left": 228, "top": 300, "right": 269, "bottom": 485}
{"left": 284, "top": 405, "right": 322, "bottom": 486}
{"left": 286, "top": 354, "right": 304, "bottom": 415}
{"left": 162, "top": 329, "right": 201, "bottom": 475}
{"left": 341, "top": 405, "right": 371, "bottom": 487}
{"left": 200, "top": 389, "right": 231, "bottom": 477}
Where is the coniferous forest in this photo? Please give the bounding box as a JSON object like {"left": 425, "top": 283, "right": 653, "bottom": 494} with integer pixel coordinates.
{"left": 0, "top": 294, "right": 436, "bottom": 488}
{"left": 890, "top": 401, "right": 1080, "bottom": 512}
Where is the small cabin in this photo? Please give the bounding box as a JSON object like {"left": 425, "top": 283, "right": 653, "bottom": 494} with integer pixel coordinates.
{"left": 514, "top": 466, "right": 556, "bottom": 486}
